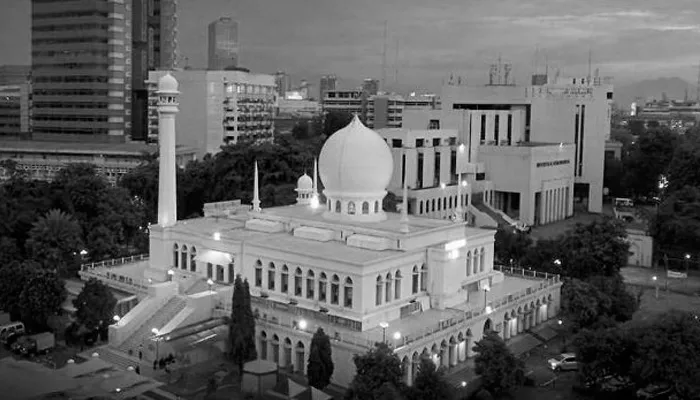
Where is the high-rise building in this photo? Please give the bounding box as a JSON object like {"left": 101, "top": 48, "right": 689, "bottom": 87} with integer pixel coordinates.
{"left": 31, "top": 0, "right": 132, "bottom": 141}
{"left": 147, "top": 70, "right": 276, "bottom": 156}
{"left": 362, "top": 78, "right": 379, "bottom": 96}
{"left": 319, "top": 75, "right": 337, "bottom": 102}
{"left": 208, "top": 17, "right": 239, "bottom": 70}
{"left": 132, "top": 0, "right": 178, "bottom": 142}
{"left": 0, "top": 84, "right": 32, "bottom": 136}
{"left": 274, "top": 71, "right": 291, "bottom": 98}
{"left": 0, "top": 65, "right": 31, "bottom": 85}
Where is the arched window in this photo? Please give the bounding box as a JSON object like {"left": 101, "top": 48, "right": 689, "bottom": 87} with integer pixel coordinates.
{"left": 267, "top": 262, "right": 276, "bottom": 290}
{"left": 294, "top": 267, "right": 303, "bottom": 296}
{"left": 272, "top": 334, "right": 280, "bottom": 363}
{"left": 180, "top": 245, "right": 188, "bottom": 270}
{"left": 207, "top": 262, "right": 213, "bottom": 278}
{"left": 419, "top": 201, "right": 423, "bottom": 214}
{"left": 328, "top": 200, "right": 332, "bottom": 211}
{"left": 228, "top": 262, "right": 234, "bottom": 283}
{"left": 259, "top": 331, "right": 268, "bottom": 360}
{"left": 385, "top": 272, "right": 392, "bottom": 303}
{"left": 190, "top": 247, "right": 197, "bottom": 272}
{"left": 449, "top": 197, "right": 453, "bottom": 209}
{"left": 173, "top": 244, "right": 179, "bottom": 269}
{"left": 412, "top": 266, "right": 419, "bottom": 294}
{"left": 374, "top": 201, "right": 379, "bottom": 213}
{"left": 376, "top": 275, "right": 384, "bottom": 306}
{"left": 281, "top": 265, "right": 289, "bottom": 293}
{"left": 254, "top": 260, "right": 263, "bottom": 287}
{"left": 331, "top": 275, "right": 340, "bottom": 305}
{"left": 437, "top": 198, "right": 441, "bottom": 211}
{"left": 480, "top": 247, "right": 486, "bottom": 272}
{"left": 420, "top": 264, "right": 428, "bottom": 292}
{"left": 216, "top": 264, "right": 224, "bottom": 281}
{"left": 306, "top": 270, "right": 315, "bottom": 299}
{"left": 466, "top": 251, "right": 471, "bottom": 276}
{"left": 344, "top": 277, "right": 353, "bottom": 308}
{"left": 318, "top": 272, "right": 327, "bottom": 302}
{"left": 431, "top": 199, "right": 436, "bottom": 212}
{"left": 473, "top": 250, "right": 479, "bottom": 275}
{"left": 362, "top": 201, "right": 369, "bottom": 214}
{"left": 394, "top": 271, "right": 402, "bottom": 299}
{"left": 348, "top": 201, "right": 356, "bottom": 215}
{"left": 443, "top": 197, "right": 447, "bottom": 209}
{"left": 335, "top": 200, "right": 341, "bottom": 213}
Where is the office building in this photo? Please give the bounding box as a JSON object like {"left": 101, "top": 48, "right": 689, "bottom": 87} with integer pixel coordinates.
{"left": 0, "top": 65, "right": 31, "bottom": 85}
{"left": 323, "top": 90, "right": 437, "bottom": 129}
{"left": 367, "top": 94, "right": 404, "bottom": 129}
{"left": 208, "top": 17, "right": 239, "bottom": 70}
{"left": 0, "top": 84, "right": 32, "bottom": 136}
{"left": 362, "top": 78, "right": 379, "bottom": 96}
{"left": 147, "top": 69, "right": 276, "bottom": 156}
{"left": 79, "top": 75, "right": 562, "bottom": 388}
{"left": 277, "top": 98, "right": 322, "bottom": 118}
{"left": 132, "top": 0, "right": 178, "bottom": 142}
{"left": 274, "top": 71, "right": 291, "bottom": 98}
{"left": 31, "top": 0, "right": 132, "bottom": 141}
{"left": 403, "top": 72, "right": 613, "bottom": 215}
{"left": 319, "top": 75, "right": 337, "bottom": 102}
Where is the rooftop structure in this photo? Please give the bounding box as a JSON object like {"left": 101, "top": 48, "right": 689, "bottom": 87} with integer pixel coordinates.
{"left": 208, "top": 17, "right": 239, "bottom": 70}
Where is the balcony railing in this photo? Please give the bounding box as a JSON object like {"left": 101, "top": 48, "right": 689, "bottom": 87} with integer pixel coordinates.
{"left": 80, "top": 254, "right": 149, "bottom": 271}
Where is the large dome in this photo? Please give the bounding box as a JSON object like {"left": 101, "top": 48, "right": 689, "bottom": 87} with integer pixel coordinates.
{"left": 297, "top": 173, "right": 312, "bottom": 190}
{"left": 319, "top": 115, "right": 393, "bottom": 196}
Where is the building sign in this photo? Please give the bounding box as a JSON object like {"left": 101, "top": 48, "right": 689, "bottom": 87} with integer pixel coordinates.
{"left": 667, "top": 270, "right": 688, "bottom": 279}
{"left": 536, "top": 159, "right": 571, "bottom": 168}
{"left": 531, "top": 86, "right": 594, "bottom": 99}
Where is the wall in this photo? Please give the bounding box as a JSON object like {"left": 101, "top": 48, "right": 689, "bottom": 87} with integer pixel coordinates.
{"left": 627, "top": 229, "right": 653, "bottom": 267}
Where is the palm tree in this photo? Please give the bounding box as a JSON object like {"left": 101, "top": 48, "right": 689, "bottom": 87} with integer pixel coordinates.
{"left": 26, "top": 209, "right": 84, "bottom": 275}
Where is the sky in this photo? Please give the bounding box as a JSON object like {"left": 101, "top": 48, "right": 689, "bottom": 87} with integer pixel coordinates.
{"left": 1, "top": 0, "right": 699, "bottom": 92}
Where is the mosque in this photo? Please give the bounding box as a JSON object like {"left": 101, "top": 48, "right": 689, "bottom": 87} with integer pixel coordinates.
{"left": 91, "top": 74, "right": 562, "bottom": 388}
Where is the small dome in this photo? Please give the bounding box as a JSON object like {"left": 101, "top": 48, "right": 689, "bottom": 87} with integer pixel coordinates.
{"left": 319, "top": 115, "right": 393, "bottom": 196}
{"left": 297, "top": 173, "right": 313, "bottom": 190}
{"left": 158, "top": 73, "right": 178, "bottom": 92}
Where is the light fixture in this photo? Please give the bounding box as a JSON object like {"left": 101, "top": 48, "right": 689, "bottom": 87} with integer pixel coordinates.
{"left": 461, "top": 180, "right": 467, "bottom": 187}
{"left": 213, "top": 232, "right": 221, "bottom": 241}
{"left": 461, "top": 381, "right": 467, "bottom": 387}
{"left": 393, "top": 331, "right": 401, "bottom": 340}
{"left": 298, "top": 319, "right": 308, "bottom": 330}
{"left": 113, "top": 315, "right": 120, "bottom": 323}
{"left": 379, "top": 322, "right": 389, "bottom": 329}
{"left": 207, "top": 278, "right": 214, "bottom": 291}
{"left": 652, "top": 275, "right": 657, "bottom": 281}
{"left": 151, "top": 328, "right": 159, "bottom": 335}
{"left": 440, "top": 182, "right": 446, "bottom": 190}
{"left": 310, "top": 195, "right": 319, "bottom": 209}
{"left": 458, "top": 143, "right": 466, "bottom": 153}
{"left": 79, "top": 249, "right": 88, "bottom": 256}
{"left": 685, "top": 254, "right": 691, "bottom": 260}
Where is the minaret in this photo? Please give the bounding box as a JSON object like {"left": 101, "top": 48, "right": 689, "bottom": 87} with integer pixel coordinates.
{"left": 157, "top": 73, "right": 179, "bottom": 227}
{"left": 312, "top": 158, "right": 319, "bottom": 198}
{"left": 400, "top": 172, "right": 409, "bottom": 233}
{"left": 252, "top": 161, "right": 261, "bottom": 212}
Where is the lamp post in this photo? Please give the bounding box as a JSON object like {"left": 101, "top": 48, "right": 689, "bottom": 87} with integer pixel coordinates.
{"left": 151, "top": 328, "right": 160, "bottom": 361}
{"left": 207, "top": 278, "right": 214, "bottom": 292}
{"left": 379, "top": 322, "right": 389, "bottom": 344}
{"left": 652, "top": 275, "right": 659, "bottom": 299}
{"left": 685, "top": 254, "right": 691, "bottom": 276}
{"left": 113, "top": 315, "right": 120, "bottom": 324}
{"left": 483, "top": 285, "right": 490, "bottom": 308}
{"left": 392, "top": 331, "right": 402, "bottom": 348}
{"left": 167, "top": 269, "right": 174, "bottom": 281}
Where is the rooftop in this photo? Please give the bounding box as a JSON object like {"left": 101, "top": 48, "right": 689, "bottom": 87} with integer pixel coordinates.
{"left": 0, "top": 139, "right": 196, "bottom": 156}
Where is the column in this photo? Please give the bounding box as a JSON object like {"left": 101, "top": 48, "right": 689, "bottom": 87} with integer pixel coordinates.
{"left": 558, "top": 188, "right": 564, "bottom": 220}
{"left": 540, "top": 191, "right": 547, "bottom": 225}
{"left": 547, "top": 300, "right": 554, "bottom": 319}
{"left": 554, "top": 189, "right": 560, "bottom": 221}
{"left": 511, "top": 319, "right": 517, "bottom": 337}
{"left": 459, "top": 341, "right": 467, "bottom": 362}
{"left": 503, "top": 320, "right": 511, "bottom": 340}
{"left": 517, "top": 315, "right": 524, "bottom": 333}
{"left": 530, "top": 311, "right": 536, "bottom": 328}
{"left": 441, "top": 348, "right": 449, "bottom": 369}
{"left": 449, "top": 344, "right": 458, "bottom": 366}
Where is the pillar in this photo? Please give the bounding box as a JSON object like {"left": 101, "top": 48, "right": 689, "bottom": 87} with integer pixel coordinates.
{"left": 503, "top": 320, "right": 511, "bottom": 340}
{"left": 156, "top": 74, "right": 179, "bottom": 228}
{"left": 449, "top": 344, "right": 458, "bottom": 366}
{"left": 441, "top": 348, "right": 449, "bottom": 369}
{"left": 459, "top": 341, "right": 467, "bottom": 362}
{"left": 511, "top": 319, "right": 517, "bottom": 337}
{"left": 547, "top": 300, "right": 554, "bottom": 319}
{"left": 517, "top": 315, "right": 524, "bottom": 333}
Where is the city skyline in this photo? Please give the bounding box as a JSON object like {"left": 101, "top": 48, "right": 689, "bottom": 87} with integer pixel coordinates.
{"left": 2, "top": 0, "right": 699, "bottom": 92}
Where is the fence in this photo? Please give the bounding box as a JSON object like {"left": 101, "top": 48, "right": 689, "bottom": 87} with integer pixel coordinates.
{"left": 81, "top": 254, "right": 149, "bottom": 271}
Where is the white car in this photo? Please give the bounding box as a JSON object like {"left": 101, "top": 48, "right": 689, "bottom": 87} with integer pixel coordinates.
{"left": 548, "top": 353, "right": 578, "bottom": 371}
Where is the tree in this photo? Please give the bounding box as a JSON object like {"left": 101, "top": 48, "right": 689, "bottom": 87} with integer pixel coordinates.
{"left": 406, "top": 357, "right": 454, "bottom": 400}
{"left": 472, "top": 331, "right": 524, "bottom": 395}
{"left": 666, "top": 136, "right": 700, "bottom": 194}
{"left": 383, "top": 191, "right": 400, "bottom": 213}
{"left": 73, "top": 278, "right": 117, "bottom": 330}
{"left": 19, "top": 269, "right": 66, "bottom": 330}
{"left": 26, "top": 209, "right": 84, "bottom": 276}
{"left": 307, "top": 327, "right": 334, "bottom": 389}
{"left": 0, "top": 260, "right": 40, "bottom": 319}
{"left": 556, "top": 218, "right": 630, "bottom": 279}
{"left": 323, "top": 110, "right": 354, "bottom": 137}
{"left": 574, "top": 327, "right": 635, "bottom": 384}
{"left": 228, "top": 274, "right": 257, "bottom": 374}
{"left": 622, "top": 128, "right": 679, "bottom": 197}
{"left": 345, "top": 342, "right": 404, "bottom": 400}
{"left": 603, "top": 157, "right": 627, "bottom": 197}
{"left": 494, "top": 227, "right": 533, "bottom": 265}
{"left": 651, "top": 185, "right": 700, "bottom": 260}
{"left": 521, "top": 238, "right": 565, "bottom": 274}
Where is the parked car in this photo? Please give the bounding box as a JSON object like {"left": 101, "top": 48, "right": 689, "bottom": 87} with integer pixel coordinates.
{"left": 548, "top": 353, "right": 578, "bottom": 371}
{"left": 637, "top": 383, "right": 673, "bottom": 399}
{"left": 573, "top": 375, "right": 635, "bottom": 399}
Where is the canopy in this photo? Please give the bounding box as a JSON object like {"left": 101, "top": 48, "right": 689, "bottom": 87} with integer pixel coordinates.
{"left": 194, "top": 250, "right": 233, "bottom": 266}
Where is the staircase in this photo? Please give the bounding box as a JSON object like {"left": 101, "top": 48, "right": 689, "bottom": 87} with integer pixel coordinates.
{"left": 96, "top": 346, "right": 140, "bottom": 370}
{"left": 117, "top": 296, "right": 187, "bottom": 355}
{"left": 185, "top": 278, "right": 210, "bottom": 295}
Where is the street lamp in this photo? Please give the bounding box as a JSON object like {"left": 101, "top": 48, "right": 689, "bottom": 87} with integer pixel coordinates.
{"left": 652, "top": 275, "right": 659, "bottom": 299}
{"left": 685, "top": 254, "right": 691, "bottom": 275}
{"left": 151, "top": 328, "right": 160, "bottom": 360}
{"left": 379, "top": 322, "right": 389, "bottom": 343}
{"left": 79, "top": 249, "right": 88, "bottom": 257}
{"left": 167, "top": 269, "right": 174, "bottom": 281}
{"left": 298, "top": 319, "right": 308, "bottom": 330}
{"left": 113, "top": 315, "right": 120, "bottom": 324}
{"left": 207, "top": 278, "right": 214, "bottom": 292}
{"left": 553, "top": 259, "right": 562, "bottom": 267}
{"left": 483, "top": 285, "right": 490, "bottom": 308}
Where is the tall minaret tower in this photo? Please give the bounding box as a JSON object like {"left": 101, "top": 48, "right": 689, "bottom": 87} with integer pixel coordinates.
{"left": 157, "top": 73, "right": 179, "bottom": 227}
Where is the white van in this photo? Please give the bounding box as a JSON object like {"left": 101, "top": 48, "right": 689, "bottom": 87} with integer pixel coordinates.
{"left": 614, "top": 198, "right": 634, "bottom": 208}
{"left": 0, "top": 322, "right": 25, "bottom": 343}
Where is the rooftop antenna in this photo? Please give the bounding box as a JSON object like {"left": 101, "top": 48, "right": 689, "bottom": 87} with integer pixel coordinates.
{"left": 696, "top": 61, "right": 700, "bottom": 102}
{"left": 545, "top": 52, "right": 549, "bottom": 80}
{"left": 534, "top": 45, "right": 540, "bottom": 75}
{"left": 252, "top": 161, "right": 261, "bottom": 212}
{"left": 381, "top": 20, "right": 388, "bottom": 92}
{"left": 587, "top": 47, "right": 592, "bottom": 81}
{"left": 394, "top": 38, "right": 400, "bottom": 87}
{"left": 497, "top": 54, "right": 503, "bottom": 85}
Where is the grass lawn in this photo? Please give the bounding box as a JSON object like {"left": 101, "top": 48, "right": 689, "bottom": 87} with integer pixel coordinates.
{"left": 161, "top": 359, "right": 241, "bottom": 399}
{"left": 632, "top": 287, "right": 700, "bottom": 323}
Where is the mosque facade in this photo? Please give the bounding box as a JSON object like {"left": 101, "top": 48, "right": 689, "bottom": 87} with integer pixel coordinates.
{"left": 100, "top": 74, "right": 562, "bottom": 388}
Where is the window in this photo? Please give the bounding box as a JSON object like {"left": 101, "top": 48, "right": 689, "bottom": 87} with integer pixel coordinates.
{"left": 480, "top": 114, "right": 487, "bottom": 142}
{"left": 207, "top": 263, "right": 213, "bottom": 279}
{"left": 473, "top": 250, "right": 479, "bottom": 275}
{"left": 294, "top": 268, "right": 303, "bottom": 296}
{"left": 190, "top": 247, "right": 197, "bottom": 272}
{"left": 385, "top": 273, "right": 392, "bottom": 303}
{"left": 412, "top": 266, "right": 419, "bottom": 294}
{"left": 394, "top": 271, "right": 402, "bottom": 299}
{"left": 173, "top": 244, "right": 179, "bottom": 268}
{"left": 344, "top": 277, "right": 353, "bottom": 308}
{"left": 432, "top": 138, "right": 441, "bottom": 146}
{"left": 433, "top": 151, "right": 440, "bottom": 187}
{"left": 420, "top": 264, "right": 428, "bottom": 292}
{"left": 335, "top": 201, "right": 341, "bottom": 213}
{"left": 268, "top": 263, "right": 276, "bottom": 290}
{"left": 392, "top": 139, "right": 403, "bottom": 148}
{"left": 216, "top": 265, "right": 224, "bottom": 281}
{"left": 255, "top": 260, "right": 263, "bottom": 287}
{"left": 429, "top": 119, "right": 440, "bottom": 130}
{"left": 480, "top": 247, "right": 486, "bottom": 272}
{"left": 306, "top": 270, "right": 315, "bottom": 299}
{"left": 450, "top": 150, "right": 457, "bottom": 183}
{"left": 348, "top": 201, "right": 356, "bottom": 215}
{"left": 319, "top": 273, "right": 327, "bottom": 302}
{"left": 494, "top": 115, "right": 500, "bottom": 143}
{"left": 466, "top": 251, "right": 471, "bottom": 275}
{"left": 331, "top": 275, "right": 340, "bottom": 305}
{"left": 228, "top": 263, "right": 234, "bottom": 283}
{"left": 415, "top": 138, "right": 424, "bottom": 147}
{"left": 507, "top": 114, "right": 513, "bottom": 145}
{"left": 376, "top": 276, "right": 384, "bottom": 306}
{"left": 374, "top": 201, "right": 379, "bottom": 213}
{"left": 362, "top": 201, "right": 369, "bottom": 214}
{"left": 281, "top": 265, "right": 289, "bottom": 293}
{"left": 417, "top": 152, "right": 424, "bottom": 188}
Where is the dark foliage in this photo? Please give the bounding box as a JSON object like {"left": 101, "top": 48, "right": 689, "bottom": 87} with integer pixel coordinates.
{"left": 307, "top": 328, "right": 334, "bottom": 389}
